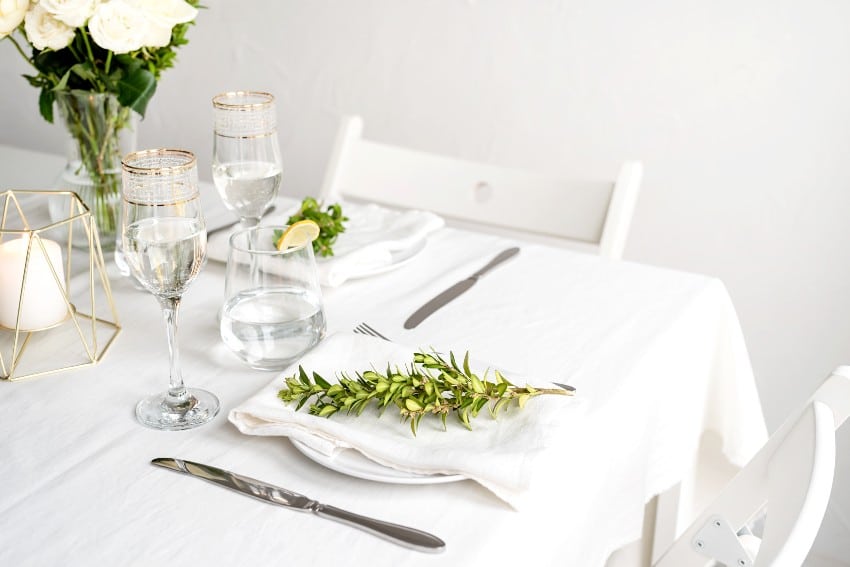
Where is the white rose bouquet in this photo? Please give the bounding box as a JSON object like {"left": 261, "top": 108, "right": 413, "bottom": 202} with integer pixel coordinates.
{"left": 1, "top": 0, "right": 200, "bottom": 244}
{"left": 3, "top": 0, "right": 199, "bottom": 120}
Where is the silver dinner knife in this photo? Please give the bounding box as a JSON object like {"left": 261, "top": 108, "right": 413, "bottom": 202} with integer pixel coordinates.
{"left": 404, "top": 246, "right": 520, "bottom": 329}
{"left": 151, "top": 458, "right": 445, "bottom": 553}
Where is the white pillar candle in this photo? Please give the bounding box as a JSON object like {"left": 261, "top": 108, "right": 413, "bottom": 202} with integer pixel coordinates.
{"left": 0, "top": 236, "right": 68, "bottom": 331}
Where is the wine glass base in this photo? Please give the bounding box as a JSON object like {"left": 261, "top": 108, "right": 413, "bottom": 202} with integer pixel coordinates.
{"left": 136, "top": 388, "right": 220, "bottom": 431}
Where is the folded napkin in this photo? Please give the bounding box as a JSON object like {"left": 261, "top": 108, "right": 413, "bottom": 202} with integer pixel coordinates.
{"left": 229, "top": 333, "right": 583, "bottom": 508}
{"left": 206, "top": 199, "right": 444, "bottom": 287}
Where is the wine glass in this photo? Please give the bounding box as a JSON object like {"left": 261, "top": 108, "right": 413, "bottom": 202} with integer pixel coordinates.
{"left": 121, "top": 149, "right": 220, "bottom": 430}
{"left": 211, "top": 91, "right": 282, "bottom": 229}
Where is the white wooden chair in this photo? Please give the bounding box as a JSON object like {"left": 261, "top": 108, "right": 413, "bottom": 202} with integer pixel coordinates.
{"left": 319, "top": 115, "right": 642, "bottom": 260}
{"left": 652, "top": 366, "right": 850, "bottom": 567}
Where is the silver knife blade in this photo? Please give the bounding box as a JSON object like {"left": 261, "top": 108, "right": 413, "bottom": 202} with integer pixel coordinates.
{"left": 404, "top": 246, "right": 520, "bottom": 329}
{"left": 151, "top": 458, "right": 445, "bottom": 553}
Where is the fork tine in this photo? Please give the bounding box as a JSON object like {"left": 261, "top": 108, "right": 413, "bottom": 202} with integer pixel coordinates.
{"left": 360, "top": 323, "right": 389, "bottom": 341}
{"left": 357, "top": 324, "right": 380, "bottom": 339}
{"left": 353, "top": 324, "right": 372, "bottom": 337}
{"left": 353, "top": 323, "right": 389, "bottom": 341}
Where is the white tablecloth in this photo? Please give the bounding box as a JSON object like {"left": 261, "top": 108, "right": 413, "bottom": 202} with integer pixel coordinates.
{"left": 0, "top": 146, "right": 767, "bottom": 566}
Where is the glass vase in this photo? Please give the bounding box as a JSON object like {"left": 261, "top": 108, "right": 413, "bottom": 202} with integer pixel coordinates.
{"left": 51, "top": 90, "right": 138, "bottom": 252}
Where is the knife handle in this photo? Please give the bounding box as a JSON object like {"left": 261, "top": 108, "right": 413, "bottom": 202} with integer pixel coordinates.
{"left": 314, "top": 503, "right": 445, "bottom": 553}
{"left": 471, "top": 246, "right": 520, "bottom": 279}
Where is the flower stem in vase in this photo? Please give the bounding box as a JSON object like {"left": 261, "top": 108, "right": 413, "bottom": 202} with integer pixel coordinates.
{"left": 55, "top": 90, "right": 136, "bottom": 250}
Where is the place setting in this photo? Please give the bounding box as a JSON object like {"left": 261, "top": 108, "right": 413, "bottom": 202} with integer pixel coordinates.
{"left": 227, "top": 331, "right": 582, "bottom": 505}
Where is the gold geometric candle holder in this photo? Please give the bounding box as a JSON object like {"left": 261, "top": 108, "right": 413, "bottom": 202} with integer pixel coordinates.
{"left": 0, "top": 190, "right": 120, "bottom": 381}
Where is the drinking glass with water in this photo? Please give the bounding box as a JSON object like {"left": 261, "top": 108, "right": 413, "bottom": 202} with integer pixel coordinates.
{"left": 221, "top": 226, "right": 326, "bottom": 370}
{"left": 211, "top": 91, "right": 282, "bottom": 229}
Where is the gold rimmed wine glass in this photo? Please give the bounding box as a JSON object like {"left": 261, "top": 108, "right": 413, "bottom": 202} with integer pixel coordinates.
{"left": 211, "top": 91, "right": 282, "bottom": 230}
{"left": 121, "top": 148, "right": 220, "bottom": 430}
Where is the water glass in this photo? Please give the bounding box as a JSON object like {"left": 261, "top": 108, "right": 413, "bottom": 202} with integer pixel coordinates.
{"left": 221, "top": 226, "right": 326, "bottom": 370}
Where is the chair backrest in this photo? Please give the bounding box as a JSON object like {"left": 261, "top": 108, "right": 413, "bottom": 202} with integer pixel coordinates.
{"left": 653, "top": 366, "right": 850, "bottom": 567}
{"left": 319, "top": 116, "right": 642, "bottom": 260}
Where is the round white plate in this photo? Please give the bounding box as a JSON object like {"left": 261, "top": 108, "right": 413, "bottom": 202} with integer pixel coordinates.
{"left": 339, "top": 239, "right": 427, "bottom": 280}
{"left": 290, "top": 439, "right": 465, "bottom": 485}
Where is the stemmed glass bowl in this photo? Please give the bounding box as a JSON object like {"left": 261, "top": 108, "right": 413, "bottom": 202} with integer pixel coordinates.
{"left": 211, "top": 91, "right": 282, "bottom": 229}
{"left": 121, "top": 148, "right": 220, "bottom": 430}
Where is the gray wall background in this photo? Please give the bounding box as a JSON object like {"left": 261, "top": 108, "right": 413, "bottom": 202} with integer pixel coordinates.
{"left": 1, "top": 1, "right": 849, "bottom": 563}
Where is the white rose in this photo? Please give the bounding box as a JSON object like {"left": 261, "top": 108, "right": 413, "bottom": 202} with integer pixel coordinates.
{"left": 129, "top": 0, "right": 197, "bottom": 48}
{"left": 88, "top": 0, "right": 148, "bottom": 54}
{"left": 135, "top": 0, "right": 196, "bottom": 27}
{"left": 140, "top": 23, "right": 170, "bottom": 48}
{"left": 39, "top": 0, "right": 96, "bottom": 28}
{"left": 24, "top": 4, "right": 75, "bottom": 50}
{"left": 0, "top": 0, "right": 29, "bottom": 39}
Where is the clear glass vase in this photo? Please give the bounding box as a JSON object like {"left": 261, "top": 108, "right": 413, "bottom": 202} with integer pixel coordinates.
{"left": 50, "top": 90, "right": 138, "bottom": 252}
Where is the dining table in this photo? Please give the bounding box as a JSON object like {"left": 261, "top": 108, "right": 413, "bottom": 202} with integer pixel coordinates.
{"left": 0, "top": 144, "right": 768, "bottom": 566}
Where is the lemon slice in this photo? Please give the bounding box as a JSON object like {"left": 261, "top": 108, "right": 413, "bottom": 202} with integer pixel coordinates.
{"left": 275, "top": 219, "right": 320, "bottom": 250}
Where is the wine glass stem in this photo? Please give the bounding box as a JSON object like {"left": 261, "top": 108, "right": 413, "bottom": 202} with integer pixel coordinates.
{"left": 158, "top": 296, "right": 189, "bottom": 405}
{"left": 239, "top": 217, "right": 260, "bottom": 230}
{"left": 242, "top": 218, "right": 263, "bottom": 286}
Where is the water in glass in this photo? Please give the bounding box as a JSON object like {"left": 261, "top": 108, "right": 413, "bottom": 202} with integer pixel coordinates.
{"left": 123, "top": 217, "right": 205, "bottom": 297}
{"left": 221, "top": 287, "right": 325, "bottom": 370}
{"left": 212, "top": 161, "right": 282, "bottom": 221}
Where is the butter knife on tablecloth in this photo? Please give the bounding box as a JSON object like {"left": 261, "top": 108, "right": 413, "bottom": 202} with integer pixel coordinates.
{"left": 404, "top": 247, "right": 520, "bottom": 329}
{"left": 151, "top": 458, "right": 445, "bottom": 553}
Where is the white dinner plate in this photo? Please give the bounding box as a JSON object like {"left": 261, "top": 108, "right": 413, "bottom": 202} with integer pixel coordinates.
{"left": 206, "top": 207, "right": 429, "bottom": 280}
{"left": 290, "top": 439, "right": 466, "bottom": 485}
{"left": 340, "top": 238, "right": 427, "bottom": 280}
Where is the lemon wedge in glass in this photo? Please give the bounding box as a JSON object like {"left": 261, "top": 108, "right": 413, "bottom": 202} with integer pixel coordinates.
{"left": 274, "top": 219, "right": 321, "bottom": 250}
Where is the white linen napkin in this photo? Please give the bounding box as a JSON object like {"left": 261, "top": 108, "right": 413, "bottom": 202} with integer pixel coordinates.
{"left": 206, "top": 199, "right": 444, "bottom": 287}
{"left": 228, "top": 333, "right": 583, "bottom": 508}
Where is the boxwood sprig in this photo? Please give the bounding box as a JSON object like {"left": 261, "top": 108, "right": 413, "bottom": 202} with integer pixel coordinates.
{"left": 278, "top": 350, "right": 573, "bottom": 436}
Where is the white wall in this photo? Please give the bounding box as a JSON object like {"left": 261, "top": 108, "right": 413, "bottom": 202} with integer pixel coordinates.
{"left": 2, "top": 0, "right": 849, "bottom": 563}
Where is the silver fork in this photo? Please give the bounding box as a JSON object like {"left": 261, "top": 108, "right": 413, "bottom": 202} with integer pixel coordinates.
{"left": 351, "top": 323, "right": 575, "bottom": 392}
{"left": 353, "top": 322, "right": 390, "bottom": 341}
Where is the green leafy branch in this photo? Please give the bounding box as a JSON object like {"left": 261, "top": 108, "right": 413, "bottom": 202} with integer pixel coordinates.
{"left": 274, "top": 197, "right": 348, "bottom": 257}
{"left": 278, "top": 350, "right": 573, "bottom": 436}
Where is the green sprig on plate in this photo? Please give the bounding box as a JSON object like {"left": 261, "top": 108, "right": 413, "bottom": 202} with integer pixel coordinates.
{"left": 278, "top": 350, "right": 573, "bottom": 436}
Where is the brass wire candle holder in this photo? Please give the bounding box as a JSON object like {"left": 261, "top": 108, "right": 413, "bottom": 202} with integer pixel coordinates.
{"left": 0, "top": 190, "right": 120, "bottom": 381}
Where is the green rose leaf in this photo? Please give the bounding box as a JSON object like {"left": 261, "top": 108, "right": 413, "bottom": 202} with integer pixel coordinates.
{"left": 38, "top": 88, "right": 55, "bottom": 123}
{"left": 70, "top": 62, "right": 97, "bottom": 83}
{"left": 117, "top": 66, "right": 156, "bottom": 117}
